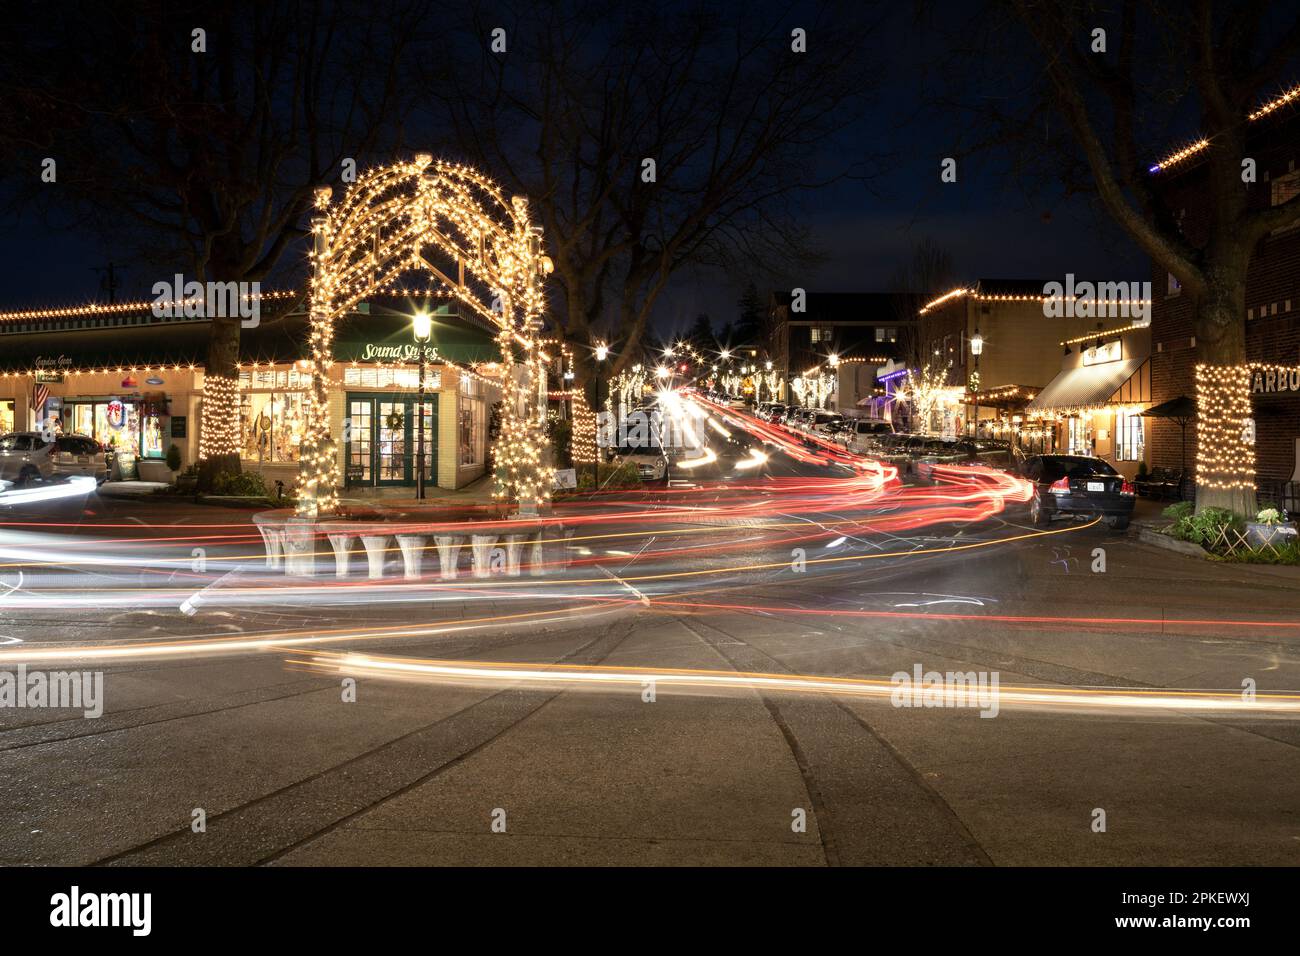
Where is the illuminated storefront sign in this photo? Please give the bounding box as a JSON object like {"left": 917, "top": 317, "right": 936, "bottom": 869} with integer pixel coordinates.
{"left": 359, "top": 343, "right": 440, "bottom": 363}
{"left": 1082, "top": 340, "right": 1123, "bottom": 366}
{"left": 1251, "top": 366, "right": 1300, "bottom": 394}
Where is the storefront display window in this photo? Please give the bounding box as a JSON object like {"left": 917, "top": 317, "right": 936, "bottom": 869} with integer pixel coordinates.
{"left": 64, "top": 399, "right": 160, "bottom": 457}
{"left": 0, "top": 399, "right": 14, "bottom": 434}
{"left": 1115, "top": 413, "right": 1144, "bottom": 462}
{"left": 342, "top": 367, "right": 437, "bottom": 389}
{"left": 1067, "top": 416, "right": 1090, "bottom": 456}
{"left": 459, "top": 403, "right": 482, "bottom": 465}
{"left": 239, "top": 390, "right": 306, "bottom": 462}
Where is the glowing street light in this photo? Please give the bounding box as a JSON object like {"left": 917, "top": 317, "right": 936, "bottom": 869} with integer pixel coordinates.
{"left": 411, "top": 310, "right": 433, "bottom": 500}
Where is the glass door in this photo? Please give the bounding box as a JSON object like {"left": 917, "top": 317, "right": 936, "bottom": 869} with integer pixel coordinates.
{"left": 377, "top": 400, "right": 407, "bottom": 483}
{"left": 346, "top": 398, "right": 373, "bottom": 486}
{"left": 344, "top": 394, "right": 438, "bottom": 487}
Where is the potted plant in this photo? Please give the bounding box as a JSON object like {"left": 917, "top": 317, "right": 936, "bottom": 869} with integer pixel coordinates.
{"left": 1246, "top": 506, "right": 1299, "bottom": 549}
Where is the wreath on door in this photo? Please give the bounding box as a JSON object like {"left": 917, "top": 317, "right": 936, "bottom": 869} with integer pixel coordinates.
{"left": 385, "top": 409, "right": 405, "bottom": 431}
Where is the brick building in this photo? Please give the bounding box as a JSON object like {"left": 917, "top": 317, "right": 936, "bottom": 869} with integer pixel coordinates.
{"left": 1148, "top": 98, "right": 1300, "bottom": 504}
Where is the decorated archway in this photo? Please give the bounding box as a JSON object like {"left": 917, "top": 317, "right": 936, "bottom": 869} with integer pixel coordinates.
{"left": 296, "top": 154, "right": 554, "bottom": 517}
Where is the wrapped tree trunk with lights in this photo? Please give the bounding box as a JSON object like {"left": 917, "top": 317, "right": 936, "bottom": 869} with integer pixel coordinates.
{"left": 297, "top": 155, "right": 555, "bottom": 519}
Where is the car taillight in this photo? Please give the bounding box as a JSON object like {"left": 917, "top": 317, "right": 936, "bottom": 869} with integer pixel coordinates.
{"left": 1049, "top": 477, "right": 1070, "bottom": 495}
{"left": 1121, "top": 480, "right": 1135, "bottom": 496}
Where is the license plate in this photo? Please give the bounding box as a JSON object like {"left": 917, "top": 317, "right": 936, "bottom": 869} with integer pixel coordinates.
{"left": 1087, "top": 481, "right": 1105, "bottom": 492}
{"left": 77, "top": 456, "right": 89, "bottom": 464}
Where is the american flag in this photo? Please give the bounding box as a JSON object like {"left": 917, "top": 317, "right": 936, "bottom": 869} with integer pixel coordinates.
{"left": 33, "top": 382, "right": 49, "bottom": 414}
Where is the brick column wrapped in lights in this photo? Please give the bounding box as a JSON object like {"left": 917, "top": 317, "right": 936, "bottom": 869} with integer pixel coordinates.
{"left": 1194, "top": 363, "right": 1255, "bottom": 492}
{"left": 198, "top": 373, "right": 241, "bottom": 459}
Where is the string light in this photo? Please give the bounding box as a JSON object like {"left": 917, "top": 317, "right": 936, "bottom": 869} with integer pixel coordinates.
{"left": 1150, "top": 81, "right": 1300, "bottom": 172}
{"left": 570, "top": 387, "right": 598, "bottom": 464}
{"left": 1195, "top": 363, "right": 1255, "bottom": 492}
{"left": 0, "top": 289, "right": 298, "bottom": 325}
{"left": 197, "top": 374, "right": 241, "bottom": 459}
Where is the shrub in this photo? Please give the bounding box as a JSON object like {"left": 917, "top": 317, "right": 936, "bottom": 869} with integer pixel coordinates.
{"left": 1169, "top": 506, "right": 1243, "bottom": 547}
{"left": 1161, "top": 501, "right": 1193, "bottom": 522}
{"left": 1256, "top": 506, "right": 1284, "bottom": 525}
{"left": 165, "top": 443, "right": 182, "bottom": 471}
{"left": 210, "top": 470, "right": 269, "bottom": 497}
{"left": 574, "top": 460, "right": 641, "bottom": 491}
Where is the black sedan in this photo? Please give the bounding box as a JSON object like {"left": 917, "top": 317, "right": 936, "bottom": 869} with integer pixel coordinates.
{"left": 1021, "top": 455, "right": 1136, "bottom": 529}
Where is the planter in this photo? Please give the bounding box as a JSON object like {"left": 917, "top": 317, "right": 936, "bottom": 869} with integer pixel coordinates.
{"left": 1245, "top": 521, "right": 1299, "bottom": 550}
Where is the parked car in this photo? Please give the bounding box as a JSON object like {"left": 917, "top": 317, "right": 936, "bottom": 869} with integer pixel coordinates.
{"left": 779, "top": 406, "right": 805, "bottom": 426}
{"left": 1020, "top": 454, "right": 1135, "bottom": 529}
{"left": 761, "top": 403, "right": 786, "bottom": 422}
{"left": 53, "top": 434, "right": 110, "bottom": 483}
{"left": 840, "top": 419, "right": 892, "bottom": 453}
{"left": 611, "top": 445, "right": 669, "bottom": 483}
{"left": 0, "top": 432, "right": 56, "bottom": 487}
{"left": 808, "top": 412, "right": 845, "bottom": 435}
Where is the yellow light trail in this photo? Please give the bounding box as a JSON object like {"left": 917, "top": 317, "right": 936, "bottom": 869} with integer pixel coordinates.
{"left": 297, "top": 650, "right": 1300, "bottom": 715}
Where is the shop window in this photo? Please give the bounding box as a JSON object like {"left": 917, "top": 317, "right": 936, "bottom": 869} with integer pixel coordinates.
{"left": 64, "top": 400, "right": 158, "bottom": 457}
{"left": 1067, "top": 416, "right": 1091, "bottom": 456}
{"left": 240, "top": 391, "right": 307, "bottom": 462}
{"left": 0, "top": 399, "right": 14, "bottom": 433}
{"left": 809, "top": 326, "right": 831, "bottom": 344}
{"left": 459, "top": 404, "right": 482, "bottom": 466}
{"left": 343, "top": 367, "right": 438, "bottom": 389}
{"left": 1115, "top": 413, "right": 1145, "bottom": 461}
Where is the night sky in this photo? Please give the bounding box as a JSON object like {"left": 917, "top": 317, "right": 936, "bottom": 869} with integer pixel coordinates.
{"left": 0, "top": 2, "right": 1142, "bottom": 328}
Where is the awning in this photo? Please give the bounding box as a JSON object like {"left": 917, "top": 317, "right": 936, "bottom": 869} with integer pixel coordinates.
{"left": 1025, "top": 357, "right": 1145, "bottom": 413}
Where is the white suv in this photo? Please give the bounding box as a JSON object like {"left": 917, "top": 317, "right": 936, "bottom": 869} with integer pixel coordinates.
{"left": 0, "top": 433, "right": 56, "bottom": 487}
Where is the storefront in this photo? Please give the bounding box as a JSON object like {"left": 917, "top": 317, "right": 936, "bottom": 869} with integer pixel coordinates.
{"left": 0, "top": 297, "right": 501, "bottom": 492}
{"left": 1025, "top": 327, "right": 1152, "bottom": 477}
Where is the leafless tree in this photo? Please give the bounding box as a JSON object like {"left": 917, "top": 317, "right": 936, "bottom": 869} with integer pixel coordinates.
{"left": 422, "top": 1, "right": 885, "bottom": 381}
{"left": 932, "top": 0, "right": 1300, "bottom": 513}
{"left": 0, "top": 0, "right": 430, "bottom": 481}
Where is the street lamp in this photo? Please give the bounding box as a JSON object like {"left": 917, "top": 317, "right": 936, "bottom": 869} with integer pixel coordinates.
{"left": 412, "top": 309, "right": 433, "bottom": 499}
{"left": 969, "top": 328, "right": 984, "bottom": 439}
{"left": 594, "top": 342, "right": 608, "bottom": 487}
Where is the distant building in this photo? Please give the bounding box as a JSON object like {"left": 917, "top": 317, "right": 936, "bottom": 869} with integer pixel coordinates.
{"left": 766, "top": 291, "right": 913, "bottom": 414}
{"left": 919, "top": 279, "right": 1151, "bottom": 469}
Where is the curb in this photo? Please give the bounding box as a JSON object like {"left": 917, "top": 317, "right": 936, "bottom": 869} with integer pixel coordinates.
{"left": 1135, "top": 524, "right": 1210, "bottom": 558}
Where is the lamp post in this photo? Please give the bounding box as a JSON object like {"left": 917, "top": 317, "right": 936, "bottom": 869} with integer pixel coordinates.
{"left": 969, "top": 328, "right": 984, "bottom": 439}
{"left": 412, "top": 310, "right": 433, "bottom": 499}
{"left": 594, "top": 342, "right": 608, "bottom": 487}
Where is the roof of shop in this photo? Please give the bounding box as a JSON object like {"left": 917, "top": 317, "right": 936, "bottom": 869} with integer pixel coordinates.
{"left": 0, "top": 296, "right": 503, "bottom": 373}
{"left": 1025, "top": 357, "right": 1145, "bottom": 413}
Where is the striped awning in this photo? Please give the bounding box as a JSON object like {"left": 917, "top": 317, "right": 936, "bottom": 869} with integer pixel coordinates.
{"left": 1025, "top": 357, "right": 1145, "bottom": 412}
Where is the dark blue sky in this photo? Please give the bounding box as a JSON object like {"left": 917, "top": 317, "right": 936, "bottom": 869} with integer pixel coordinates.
{"left": 0, "top": 1, "right": 1143, "bottom": 326}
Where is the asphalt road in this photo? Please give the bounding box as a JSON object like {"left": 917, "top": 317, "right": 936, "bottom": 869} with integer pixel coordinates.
{"left": 1, "top": 479, "right": 1298, "bottom": 867}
